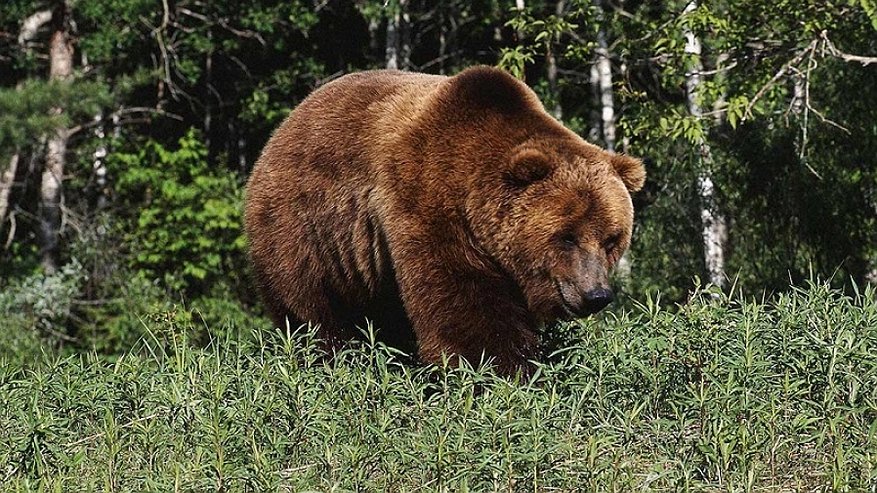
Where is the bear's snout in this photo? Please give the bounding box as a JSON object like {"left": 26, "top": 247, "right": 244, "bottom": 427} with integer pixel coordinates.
{"left": 582, "top": 287, "right": 614, "bottom": 314}
{"left": 557, "top": 279, "right": 614, "bottom": 318}
{"left": 555, "top": 250, "right": 616, "bottom": 318}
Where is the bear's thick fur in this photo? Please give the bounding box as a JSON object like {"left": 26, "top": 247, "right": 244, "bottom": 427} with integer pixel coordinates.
{"left": 245, "top": 66, "right": 645, "bottom": 376}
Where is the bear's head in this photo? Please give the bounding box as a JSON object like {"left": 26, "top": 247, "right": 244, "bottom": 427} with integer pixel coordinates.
{"left": 466, "top": 138, "right": 646, "bottom": 323}
{"left": 442, "top": 66, "right": 646, "bottom": 322}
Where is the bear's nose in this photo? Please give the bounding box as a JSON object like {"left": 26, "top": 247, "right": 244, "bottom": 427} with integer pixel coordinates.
{"left": 582, "top": 288, "right": 614, "bottom": 313}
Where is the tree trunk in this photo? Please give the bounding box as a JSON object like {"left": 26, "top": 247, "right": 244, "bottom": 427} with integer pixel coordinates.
{"left": 620, "top": 60, "right": 631, "bottom": 153}
{"left": 385, "top": 0, "right": 406, "bottom": 69}
{"left": 385, "top": 8, "right": 397, "bottom": 68}
{"left": 546, "top": 49, "right": 561, "bottom": 119}
{"left": 400, "top": 0, "right": 411, "bottom": 70}
{"left": 368, "top": 16, "right": 380, "bottom": 55}
{"left": 18, "top": 9, "right": 52, "bottom": 47}
{"left": 92, "top": 114, "right": 109, "bottom": 210}
{"left": 594, "top": 3, "right": 615, "bottom": 151}
{"left": 229, "top": 120, "right": 248, "bottom": 174}
{"left": 790, "top": 71, "right": 811, "bottom": 170}
{"left": 204, "top": 31, "right": 213, "bottom": 159}
{"left": 438, "top": 4, "right": 447, "bottom": 74}
{"left": 683, "top": 0, "right": 727, "bottom": 289}
{"left": 39, "top": 0, "right": 74, "bottom": 274}
{"left": 0, "top": 153, "right": 19, "bottom": 227}
{"left": 544, "top": 1, "right": 565, "bottom": 120}
{"left": 588, "top": 63, "right": 601, "bottom": 143}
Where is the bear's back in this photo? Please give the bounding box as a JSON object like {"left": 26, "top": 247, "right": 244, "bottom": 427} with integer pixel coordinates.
{"left": 250, "top": 70, "right": 445, "bottom": 185}
{"left": 244, "top": 71, "right": 449, "bottom": 333}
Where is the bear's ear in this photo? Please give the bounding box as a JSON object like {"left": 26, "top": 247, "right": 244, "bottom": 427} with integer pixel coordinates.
{"left": 505, "top": 149, "right": 553, "bottom": 188}
{"left": 447, "top": 66, "right": 534, "bottom": 114}
{"left": 610, "top": 154, "right": 646, "bottom": 192}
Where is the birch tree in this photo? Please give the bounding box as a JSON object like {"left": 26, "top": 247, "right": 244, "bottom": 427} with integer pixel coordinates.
{"left": 385, "top": 0, "right": 410, "bottom": 70}
{"left": 593, "top": 0, "right": 615, "bottom": 152}
{"left": 0, "top": 154, "right": 18, "bottom": 228}
{"left": 682, "top": 0, "right": 726, "bottom": 289}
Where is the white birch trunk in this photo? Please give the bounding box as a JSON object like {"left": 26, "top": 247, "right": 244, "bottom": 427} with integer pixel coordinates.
{"left": 684, "top": 0, "right": 726, "bottom": 289}
{"left": 620, "top": 61, "right": 631, "bottom": 153}
{"left": 385, "top": 1, "right": 402, "bottom": 69}
{"left": 92, "top": 114, "right": 108, "bottom": 210}
{"left": 18, "top": 9, "right": 52, "bottom": 46}
{"left": 0, "top": 153, "right": 19, "bottom": 226}
{"left": 39, "top": 1, "right": 74, "bottom": 274}
{"left": 546, "top": 51, "right": 561, "bottom": 119}
{"left": 385, "top": 15, "right": 397, "bottom": 68}
{"left": 588, "top": 63, "right": 601, "bottom": 143}
{"left": 595, "top": 16, "right": 615, "bottom": 151}
{"left": 42, "top": 127, "right": 67, "bottom": 274}
{"left": 792, "top": 75, "right": 805, "bottom": 114}
{"left": 400, "top": 0, "right": 411, "bottom": 70}
{"left": 368, "top": 16, "right": 380, "bottom": 54}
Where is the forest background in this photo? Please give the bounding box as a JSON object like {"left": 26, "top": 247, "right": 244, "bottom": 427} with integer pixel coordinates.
{"left": 1, "top": 0, "right": 875, "bottom": 351}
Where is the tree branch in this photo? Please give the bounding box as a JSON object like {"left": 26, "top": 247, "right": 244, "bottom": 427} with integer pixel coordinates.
{"left": 821, "top": 31, "right": 877, "bottom": 66}
{"left": 18, "top": 9, "right": 52, "bottom": 46}
{"left": 743, "top": 39, "right": 816, "bottom": 120}
{"left": 67, "top": 107, "right": 183, "bottom": 136}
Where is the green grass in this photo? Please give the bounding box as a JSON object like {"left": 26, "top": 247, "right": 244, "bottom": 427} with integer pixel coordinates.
{"left": 2, "top": 282, "right": 876, "bottom": 491}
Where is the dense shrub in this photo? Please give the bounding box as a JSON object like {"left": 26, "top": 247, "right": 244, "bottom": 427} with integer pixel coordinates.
{"left": 108, "top": 129, "right": 246, "bottom": 295}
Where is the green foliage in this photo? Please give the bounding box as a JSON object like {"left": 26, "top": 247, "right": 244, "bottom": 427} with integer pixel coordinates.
{"left": 1, "top": 282, "right": 876, "bottom": 490}
{"left": 497, "top": 45, "right": 534, "bottom": 79}
{"left": 75, "top": 0, "right": 157, "bottom": 62}
{"left": 860, "top": 0, "right": 877, "bottom": 29}
{"left": 109, "top": 129, "right": 246, "bottom": 294}
{"left": 0, "top": 79, "right": 109, "bottom": 155}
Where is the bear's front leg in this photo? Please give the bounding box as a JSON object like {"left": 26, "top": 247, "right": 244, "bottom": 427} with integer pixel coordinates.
{"left": 390, "top": 242, "right": 541, "bottom": 378}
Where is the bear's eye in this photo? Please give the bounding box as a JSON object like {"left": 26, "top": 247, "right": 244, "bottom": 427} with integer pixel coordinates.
{"left": 560, "top": 233, "right": 578, "bottom": 248}
{"left": 503, "top": 166, "right": 550, "bottom": 189}
{"left": 602, "top": 234, "right": 621, "bottom": 253}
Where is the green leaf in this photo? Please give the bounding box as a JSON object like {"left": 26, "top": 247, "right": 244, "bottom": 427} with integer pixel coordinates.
{"left": 860, "top": 0, "right": 877, "bottom": 30}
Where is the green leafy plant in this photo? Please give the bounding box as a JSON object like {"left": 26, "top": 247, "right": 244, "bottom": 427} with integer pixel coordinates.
{"left": 109, "top": 129, "right": 246, "bottom": 294}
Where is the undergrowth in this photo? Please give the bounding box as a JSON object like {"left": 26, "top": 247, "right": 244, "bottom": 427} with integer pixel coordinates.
{"left": 1, "top": 281, "right": 876, "bottom": 491}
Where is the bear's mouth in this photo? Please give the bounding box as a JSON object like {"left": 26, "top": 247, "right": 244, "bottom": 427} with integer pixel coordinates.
{"left": 560, "top": 300, "right": 579, "bottom": 320}
{"left": 555, "top": 280, "right": 583, "bottom": 320}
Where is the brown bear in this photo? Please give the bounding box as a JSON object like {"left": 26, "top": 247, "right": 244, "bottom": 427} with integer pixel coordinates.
{"left": 244, "top": 66, "right": 645, "bottom": 377}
